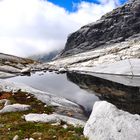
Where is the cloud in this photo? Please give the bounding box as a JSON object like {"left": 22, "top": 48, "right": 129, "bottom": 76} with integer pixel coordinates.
{"left": 0, "top": 0, "right": 121, "bottom": 57}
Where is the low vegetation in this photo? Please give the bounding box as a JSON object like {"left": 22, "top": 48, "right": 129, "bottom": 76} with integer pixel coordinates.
{"left": 0, "top": 91, "right": 87, "bottom": 140}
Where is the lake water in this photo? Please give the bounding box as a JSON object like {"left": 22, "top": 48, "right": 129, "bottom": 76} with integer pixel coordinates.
{"left": 7, "top": 71, "right": 99, "bottom": 114}
{"left": 4, "top": 71, "right": 140, "bottom": 115}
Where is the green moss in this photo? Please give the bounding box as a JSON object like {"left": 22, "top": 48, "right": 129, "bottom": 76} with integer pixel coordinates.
{"left": 0, "top": 112, "right": 87, "bottom": 140}
{"left": 8, "top": 91, "right": 54, "bottom": 114}
{"left": 0, "top": 91, "right": 88, "bottom": 140}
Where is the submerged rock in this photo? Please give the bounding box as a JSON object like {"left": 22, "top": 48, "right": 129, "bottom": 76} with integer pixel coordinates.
{"left": 84, "top": 101, "right": 140, "bottom": 140}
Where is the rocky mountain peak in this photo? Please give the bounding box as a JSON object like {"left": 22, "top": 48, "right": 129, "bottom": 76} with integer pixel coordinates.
{"left": 60, "top": 0, "right": 140, "bottom": 57}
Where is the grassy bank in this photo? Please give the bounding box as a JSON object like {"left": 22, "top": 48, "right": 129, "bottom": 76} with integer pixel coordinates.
{"left": 0, "top": 91, "right": 87, "bottom": 140}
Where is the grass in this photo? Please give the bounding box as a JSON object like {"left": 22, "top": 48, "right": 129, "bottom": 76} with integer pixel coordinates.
{"left": 0, "top": 91, "right": 88, "bottom": 140}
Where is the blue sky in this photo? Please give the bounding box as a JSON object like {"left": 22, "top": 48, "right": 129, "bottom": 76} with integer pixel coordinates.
{"left": 48, "top": 0, "right": 128, "bottom": 12}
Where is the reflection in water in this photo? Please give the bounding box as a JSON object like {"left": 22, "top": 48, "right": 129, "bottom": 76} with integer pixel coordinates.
{"left": 67, "top": 72, "right": 140, "bottom": 115}
{"left": 7, "top": 72, "right": 99, "bottom": 115}
{"left": 5, "top": 71, "right": 140, "bottom": 115}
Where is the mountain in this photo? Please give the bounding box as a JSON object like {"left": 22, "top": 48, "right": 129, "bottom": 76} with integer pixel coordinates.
{"left": 42, "top": 0, "right": 140, "bottom": 77}
{"left": 29, "top": 50, "right": 60, "bottom": 62}
{"left": 60, "top": 0, "right": 140, "bottom": 57}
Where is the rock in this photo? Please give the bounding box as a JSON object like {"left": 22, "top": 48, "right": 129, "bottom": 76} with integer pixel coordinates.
{"left": 45, "top": 37, "right": 140, "bottom": 76}
{"left": 54, "top": 114, "right": 85, "bottom": 127}
{"left": 25, "top": 113, "right": 86, "bottom": 127}
{"left": 51, "top": 122, "right": 61, "bottom": 126}
{"left": 0, "top": 99, "right": 11, "bottom": 106}
{"left": 0, "top": 124, "right": 4, "bottom": 128}
{"left": 60, "top": 0, "right": 140, "bottom": 57}
{"left": 0, "top": 71, "right": 16, "bottom": 79}
{"left": 62, "top": 124, "right": 68, "bottom": 129}
{"left": 91, "top": 59, "right": 140, "bottom": 75}
{"left": 84, "top": 101, "right": 140, "bottom": 140}
{"left": 21, "top": 67, "right": 31, "bottom": 74}
{"left": 32, "top": 132, "right": 42, "bottom": 137}
{"left": 24, "top": 113, "right": 60, "bottom": 123}
{"left": 58, "top": 68, "right": 67, "bottom": 73}
{"left": 13, "top": 135, "right": 19, "bottom": 140}
{"left": 0, "top": 104, "right": 30, "bottom": 113}
{"left": 0, "top": 66, "right": 20, "bottom": 73}
{"left": 24, "top": 138, "right": 34, "bottom": 140}
{"left": 29, "top": 138, "right": 34, "bottom": 140}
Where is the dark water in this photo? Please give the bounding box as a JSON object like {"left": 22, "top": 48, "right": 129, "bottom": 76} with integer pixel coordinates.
{"left": 5, "top": 71, "right": 140, "bottom": 115}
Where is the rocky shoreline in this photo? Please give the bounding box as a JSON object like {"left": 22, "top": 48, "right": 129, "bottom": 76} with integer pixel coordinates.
{"left": 1, "top": 78, "right": 140, "bottom": 140}
{"left": 0, "top": 81, "right": 87, "bottom": 139}
{"left": 0, "top": 0, "right": 140, "bottom": 139}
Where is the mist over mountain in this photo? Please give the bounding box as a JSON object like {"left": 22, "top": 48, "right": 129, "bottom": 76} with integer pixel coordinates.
{"left": 29, "top": 50, "right": 60, "bottom": 62}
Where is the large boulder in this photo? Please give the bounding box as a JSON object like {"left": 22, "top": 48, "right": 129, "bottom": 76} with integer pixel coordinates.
{"left": 84, "top": 101, "right": 140, "bottom": 140}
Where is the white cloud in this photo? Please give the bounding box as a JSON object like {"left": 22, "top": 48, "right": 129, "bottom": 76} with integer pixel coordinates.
{"left": 0, "top": 0, "right": 120, "bottom": 57}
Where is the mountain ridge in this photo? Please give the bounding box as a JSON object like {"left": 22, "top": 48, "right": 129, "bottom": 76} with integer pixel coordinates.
{"left": 60, "top": 0, "right": 140, "bottom": 57}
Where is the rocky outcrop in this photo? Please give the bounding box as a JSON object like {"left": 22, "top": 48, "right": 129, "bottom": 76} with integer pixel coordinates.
{"left": 36, "top": 0, "right": 140, "bottom": 76}
{"left": 0, "top": 53, "right": 35, "bottom": 68}
{"left": 44, "top": 37, "right": 140, "bottom": 76}
{"left": 60, "top": 0, "right": 140, "bottom": 57}
{"left": 0, "top": 53, "right": 37, "bottom": 78}
{"left": 84, "top": 101, "right": 140, "bottom": 140}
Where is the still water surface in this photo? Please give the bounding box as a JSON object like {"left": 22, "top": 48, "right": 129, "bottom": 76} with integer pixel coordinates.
{"left": 7, "top": 72, "right": 99, "bottom": 114}
{"left": 6, "top": 71, "right": 140, "bottom": 115}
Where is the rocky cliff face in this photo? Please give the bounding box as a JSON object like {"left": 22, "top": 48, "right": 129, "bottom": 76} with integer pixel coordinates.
{"left": 60, "top": 0, "right": 140, "bottom": 57}
{"left": 41, "top": 0, "right": 140, "bottom": 76}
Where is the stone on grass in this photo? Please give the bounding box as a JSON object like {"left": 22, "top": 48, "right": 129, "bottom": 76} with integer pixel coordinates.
{"left": 25, "top": 113, "right": 85, "bottom": 127}
{"left": 0, "top": 104, "right": 30, "bottom": 113}
{"left": 24, "top": 113, "right": 60, "bottom": 123}
{"left": 13, "top": 135, "right": 19, "bottom": 140}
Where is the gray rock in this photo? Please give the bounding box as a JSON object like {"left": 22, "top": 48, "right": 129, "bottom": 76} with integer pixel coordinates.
{"left": 25, "top": 113, "right": 85, "bottom": 127}
{"left": 84, "top": 101, "right": 140, "bottom": 140}
{"left": 60, "top": 0, "right": 140, "bottom": 57}
{"left": 21, "top": 67, "right": 31, "bottom": 73}
{"left": 0, "top": 104, "right": 31, "bottom": 113}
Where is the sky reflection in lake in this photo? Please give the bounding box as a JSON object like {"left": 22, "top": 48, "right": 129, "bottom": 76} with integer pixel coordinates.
{"left": 8, "top": 72, "right": 99, "bottom": 112}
